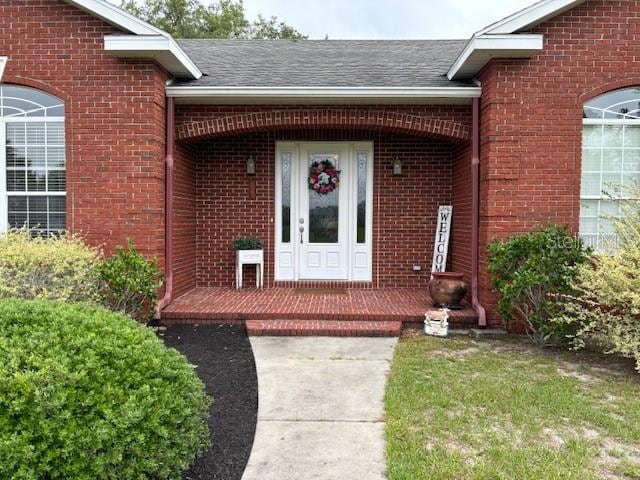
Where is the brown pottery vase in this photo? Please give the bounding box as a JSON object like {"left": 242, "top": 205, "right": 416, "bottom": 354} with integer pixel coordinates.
{"left": 428, "top": 272, "right": 468, "bottom": 309}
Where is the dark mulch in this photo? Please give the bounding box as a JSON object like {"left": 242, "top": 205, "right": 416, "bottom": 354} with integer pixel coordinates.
{"left": 161, "top": 324, "right": 258, "bottom": 480}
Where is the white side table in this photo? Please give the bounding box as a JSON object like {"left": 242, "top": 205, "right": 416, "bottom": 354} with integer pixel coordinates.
{"left": 236, "top": 249, "right": 264, "bottom": 289}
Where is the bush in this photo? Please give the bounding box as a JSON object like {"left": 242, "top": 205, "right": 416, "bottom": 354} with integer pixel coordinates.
{"left": 0, "top": 229, "right": 102, "bottom": 303}
{"left": 99, "top": 240, "right": 163, "bottom": 323}
{"left": 555, "top": 184, "right": 640, "bottom": 370}
{"left": 233, "top": 236, "right": 263, "bottom": 250}
{"left": 487, "top": 225, "right": 589, "bottom": 345}
{"left": 0, "top": 299, "right": 210, "bottom": 480}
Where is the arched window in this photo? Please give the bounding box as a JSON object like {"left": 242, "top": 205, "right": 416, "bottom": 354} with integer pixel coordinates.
{"left": 581, "top": 87, "right": 640, "bottom": 250}
{"left": 0, "top": 84, "right": 65, "bottom": 236}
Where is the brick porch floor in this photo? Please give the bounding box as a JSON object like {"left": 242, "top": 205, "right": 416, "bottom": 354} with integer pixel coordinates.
{"left": 161, "top": 287, "right": 478, "bottom": 328}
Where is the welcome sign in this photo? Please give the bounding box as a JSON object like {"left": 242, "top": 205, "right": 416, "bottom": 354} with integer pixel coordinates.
{"left": 431, "top": 205, "right": 452, "bottom": 273}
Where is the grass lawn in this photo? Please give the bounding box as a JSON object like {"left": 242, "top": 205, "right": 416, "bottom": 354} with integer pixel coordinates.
{"left": 385, "top": 332, "right": 640, "bottom": 480}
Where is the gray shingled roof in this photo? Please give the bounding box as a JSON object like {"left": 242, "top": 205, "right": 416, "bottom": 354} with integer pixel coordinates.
{"left": 174, "top": 39, "right": 472, "bottom": 88}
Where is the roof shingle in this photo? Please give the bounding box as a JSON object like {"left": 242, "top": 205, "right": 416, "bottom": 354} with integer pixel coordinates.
{"left": 174, "top": 39, "right": 472, "bottom": 88}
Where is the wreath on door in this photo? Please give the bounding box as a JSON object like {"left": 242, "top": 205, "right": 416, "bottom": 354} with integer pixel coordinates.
{"left": 308, "top": 158, "right": 340, "bottom": 195}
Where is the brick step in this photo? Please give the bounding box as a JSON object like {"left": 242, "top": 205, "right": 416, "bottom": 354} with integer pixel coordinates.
{"left": 246, "top": 319, "right": 402, "bottom": 337}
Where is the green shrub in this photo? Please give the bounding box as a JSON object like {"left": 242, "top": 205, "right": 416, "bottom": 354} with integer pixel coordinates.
{"left": 555, "top": 184, "right": 640, "bottom": 370}
{"left": 99, "top": 240, "right": 163, "bottom": 323}
{"left": 487, "top": 225, "right": 589, "bottom": 345}
{"left": 233, "top": 236, "right": 263, "bottom": 250}
{"left": 0, "top": 229, "right": 102, "bottom": 303}
{"left": 0, "top": 299, "right": 210, "bottom": 480}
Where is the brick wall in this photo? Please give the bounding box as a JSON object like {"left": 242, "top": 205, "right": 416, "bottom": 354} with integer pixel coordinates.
{"left": 183, "top": 128, "right": 463, "bottom": 289}
{"left": 477, "top": 0, "right": 640, "bottom": 323}
{"left": 0, "top": 0, "right": 168, "bottom": 263}
{"left": 173, "top": 141, "right": 197, "bottom": 298}
{"left": 451, "top": 141, "right": 473, "bottom": 285}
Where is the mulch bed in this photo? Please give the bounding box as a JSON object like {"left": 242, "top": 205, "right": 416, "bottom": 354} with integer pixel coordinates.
{"left": 161, "top": 324, "right": 258, "bottom": 480}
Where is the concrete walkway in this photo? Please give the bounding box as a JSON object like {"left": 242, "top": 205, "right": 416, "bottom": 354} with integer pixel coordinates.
{"left": 242, "top": 337, "right": 397, "bottom": 480}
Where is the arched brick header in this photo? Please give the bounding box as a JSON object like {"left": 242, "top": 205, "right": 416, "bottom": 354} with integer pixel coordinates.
{"left": 176, "top": 109, "right": 470, "bottom": 142}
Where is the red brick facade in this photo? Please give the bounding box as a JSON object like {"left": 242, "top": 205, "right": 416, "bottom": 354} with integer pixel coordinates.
{"left": 171, "top": 104, "right": 474, "bottom": 291}
{"left": 172, "top": 125, "right": 469, "bottom": 290}
{"left": 477, "top": 0, "right": 640, "bottom": 323}
{"left": 0, "top": 0, "right": 167, "bottom": 263}
{"left": 6, "top": 0, "right": 638, "bottom": 324}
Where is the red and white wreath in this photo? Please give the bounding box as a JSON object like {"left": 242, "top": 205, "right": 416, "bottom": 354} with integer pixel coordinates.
{"left": 309, "top": 156, "right": 340, "bottom": 195}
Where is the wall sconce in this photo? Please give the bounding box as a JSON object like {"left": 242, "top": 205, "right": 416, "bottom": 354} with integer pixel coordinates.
{"left": 246, "top": 155, "right": 256, "bottom": 175}
{"left": 392, "top": 157, "right": 403, "bottom": 175}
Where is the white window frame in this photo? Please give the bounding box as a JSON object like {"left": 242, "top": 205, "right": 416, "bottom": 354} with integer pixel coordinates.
{"left": 0, "top": 85, "right": 65, "bottom": 235}
{"left": 581, "top": 118, "right": 640, "bottom": 250}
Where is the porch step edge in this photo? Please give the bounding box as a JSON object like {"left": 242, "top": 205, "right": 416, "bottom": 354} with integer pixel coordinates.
{"left": 246, "top": 319, "right": 402, "bottom": 337}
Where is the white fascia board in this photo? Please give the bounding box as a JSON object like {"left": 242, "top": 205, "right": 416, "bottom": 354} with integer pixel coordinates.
{"left": 66, "top": 0, "right": 164, "bottom": 35}
{"left": 477, "top": 0, "right": 586, "bottom": 35}
{"left": 165, "top": 86, "right": 481, "bottom": 104}
{"left": 447, "top": 34, "right": 544, "bottom": 80}
{"left": 105, "top": 35, "right": 202, "bottom": 79}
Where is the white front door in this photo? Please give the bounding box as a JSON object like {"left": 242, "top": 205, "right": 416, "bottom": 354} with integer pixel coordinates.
{"left": 275, "top": 142, "right": 373, "bottom": 282}
{"left": 298, "top": 143, "right": 350, "bottom": 279}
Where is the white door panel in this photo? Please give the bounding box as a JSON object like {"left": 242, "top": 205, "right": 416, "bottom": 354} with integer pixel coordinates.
{"left": 298, "top": 144, "right": 349, "bottom": 280}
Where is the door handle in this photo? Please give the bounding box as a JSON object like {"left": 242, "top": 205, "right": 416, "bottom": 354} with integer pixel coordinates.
{"left": 299, "top": 218, "right": 304, "bottom": 244}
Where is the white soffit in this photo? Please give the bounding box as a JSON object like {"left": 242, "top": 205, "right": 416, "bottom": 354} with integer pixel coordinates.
{"left": 448, "top": 0, "right": 586, "bottom": 80}
{"left": 447, "top": 34, "right": 543, "bottom": 80}
{"left": 0, "top": 57, "right": 7, "bottom": 82}
{"left": 105, "top": 36, "right": 202, "bottom": 79}
{"left": 65, "top": 0, "right": 201, "bottom": 79}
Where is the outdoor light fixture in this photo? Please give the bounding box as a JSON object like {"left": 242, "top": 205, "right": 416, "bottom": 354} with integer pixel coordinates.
{"left": 246, "top": 155, "right": 256, "bottom": 175}
{"left": 392, "top": 157, "right": 403, "bottom": 175}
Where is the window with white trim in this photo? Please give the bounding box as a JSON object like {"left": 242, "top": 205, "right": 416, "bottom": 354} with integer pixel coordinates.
{"left": 581, "top": 87, "right": 640, "bottom": 250}
{"left": 0, "top": 84, "right": 65, "bottom": 236}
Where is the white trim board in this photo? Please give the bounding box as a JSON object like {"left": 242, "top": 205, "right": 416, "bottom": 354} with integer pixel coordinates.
{"left": 65, "top": 0, "right": 164, "bottom": 35}
{"left": 477, "top": 0, "right": 586, "bottom": 36}
{"left": 165, "top": 86, "right": 482, "bottom": 105}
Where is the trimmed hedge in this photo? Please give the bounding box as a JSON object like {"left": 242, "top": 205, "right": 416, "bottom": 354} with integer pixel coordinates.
{"left": 0, "top": 229, "right": 102, "bottom": 303}
{"left": 0, "top": 299, "right": 211, "bottom": 480}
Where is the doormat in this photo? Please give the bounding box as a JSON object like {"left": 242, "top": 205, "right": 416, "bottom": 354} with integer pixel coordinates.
{"left": 294, "top": 288, "right": 348, "bottom": 295}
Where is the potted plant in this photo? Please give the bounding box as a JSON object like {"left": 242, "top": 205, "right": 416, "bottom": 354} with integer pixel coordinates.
{"left": 233, "top": 236, "right": 264, "bottom": 265}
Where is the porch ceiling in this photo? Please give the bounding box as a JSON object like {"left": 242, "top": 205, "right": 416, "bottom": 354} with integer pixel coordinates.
{"left": 176, "top": 108, "right": 470, "bottom": 143}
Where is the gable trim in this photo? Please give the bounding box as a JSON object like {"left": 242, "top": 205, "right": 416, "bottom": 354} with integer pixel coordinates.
{"left": 66, "top": 0, "right": 163, "bottom": 35}
{"left": 65, "top": 0, "right": 201, "bottom": 79}
{"left": 477, "top": 0, "right": 586, "bottom": 36}
{"left": 448, "top": 0, "right": 586, "bottom": 80}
